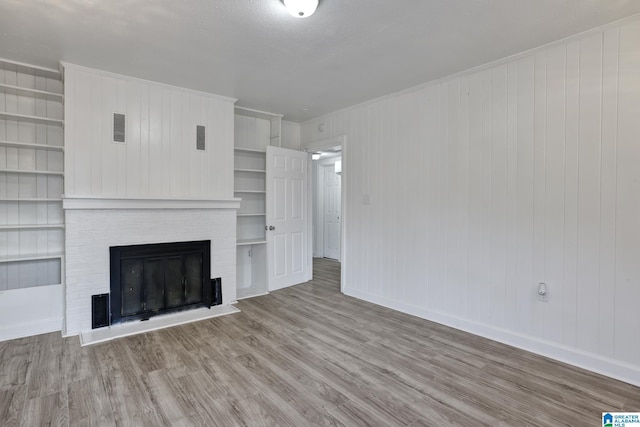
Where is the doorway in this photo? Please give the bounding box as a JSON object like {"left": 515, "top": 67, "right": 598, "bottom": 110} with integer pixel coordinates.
{"left": 304, "top": 135, "right": 346, "bottom": 292}
{"left": 313, "top": 156, "right": 342, "bottom": 260}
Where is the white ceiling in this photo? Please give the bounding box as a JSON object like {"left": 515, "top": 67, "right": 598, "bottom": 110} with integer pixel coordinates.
{"left": 1, "top": 0, "right": 639, "bottom": 122}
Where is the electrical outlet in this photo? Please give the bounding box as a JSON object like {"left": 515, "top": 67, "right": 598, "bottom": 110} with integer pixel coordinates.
{"left": 537, "top": 282, "right": 548, "bottom": 302}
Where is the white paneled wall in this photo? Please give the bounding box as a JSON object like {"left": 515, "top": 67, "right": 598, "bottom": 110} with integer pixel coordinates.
{"left": 62, "top": 64, "right": 239, "bottom": 336}
{"left": 282, "top": 120, "right": 301, "bottom": 150}
{"left": 63, "top": 63, "right": 235, "bottom": 199}
{"left": 234, "top": 114, "right": 271, "bottom": 150}
{"left": 302, "top": 19, "right": 640, "bottom": 385}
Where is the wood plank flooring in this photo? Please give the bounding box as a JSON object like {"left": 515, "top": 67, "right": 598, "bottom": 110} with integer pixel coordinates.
{"left": 1, "top": 258, "right": 639, "bottom": 426}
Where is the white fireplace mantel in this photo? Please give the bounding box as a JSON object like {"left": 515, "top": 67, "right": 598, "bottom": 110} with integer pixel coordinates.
{"left": 62, "top": 196, "right": 241, "bottom": 210}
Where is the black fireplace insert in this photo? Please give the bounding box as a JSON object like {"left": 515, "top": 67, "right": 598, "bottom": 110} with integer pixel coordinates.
{"left": 109, "top": 240, "right": 212, "bottom": 325}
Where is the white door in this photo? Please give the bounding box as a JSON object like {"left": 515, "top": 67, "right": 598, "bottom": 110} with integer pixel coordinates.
{"left": 323, "top": 164, "right": 341, "bottom": 260}
{"left": 266, "top": 146, "right": 309, "bottom": 291}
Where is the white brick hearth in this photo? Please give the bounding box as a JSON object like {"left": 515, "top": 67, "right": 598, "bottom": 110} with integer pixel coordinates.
{"left": 63, "top": 198, "right": 239, "bottom": 336}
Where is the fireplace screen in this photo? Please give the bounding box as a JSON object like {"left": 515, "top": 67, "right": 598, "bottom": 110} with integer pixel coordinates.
{"left": 110, "top": 240, "right": 212, "bottom": 324}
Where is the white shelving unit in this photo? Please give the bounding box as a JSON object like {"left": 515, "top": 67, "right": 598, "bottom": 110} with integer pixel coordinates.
{"left": 0, "top": 82, "right": 64, "bottom": 102}
{"left": 0, "top": 252, "right": 64, "bottom": 263}
{"left": 0, "top": 168, "right": 64, "bottom": 175}
{"left": 0, "top": 111, "right": 64, "bottom": 126}
{"left": 0, "top": 224, "right": 64, "bottom": 230}
{"left": 0, "top": 140, "right": 64, "bottom": 151}
{"left": 234, "top": 106, "right": 281, "bottom": 299}
{"left": 0, "top": 58, "right": 65, "bottom": 300}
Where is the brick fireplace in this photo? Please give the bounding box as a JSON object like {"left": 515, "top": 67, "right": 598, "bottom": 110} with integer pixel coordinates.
{"left": 62, "top": 198, "right": 239, "bottom": 336}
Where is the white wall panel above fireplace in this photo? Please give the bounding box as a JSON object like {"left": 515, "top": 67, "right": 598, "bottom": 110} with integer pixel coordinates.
{"left": 62, "top": 63, "right": 236, "bottom": 200}
{"left": 61, "top": 64, "right": 239, "bottom": 336}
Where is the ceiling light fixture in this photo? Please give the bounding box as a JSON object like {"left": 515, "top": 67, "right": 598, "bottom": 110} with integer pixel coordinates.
{"left": 312, "top": 152, "right": 321, "bottom": 160}
{"left": 284, "top": 0, "right": 319, "bottom": 18}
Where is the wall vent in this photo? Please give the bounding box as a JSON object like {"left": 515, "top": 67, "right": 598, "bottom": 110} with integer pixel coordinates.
{"left": 196, "top": 125, "right": 205, "bottom": 150}
{"left": 113, "top": 113, "right": 125, "bottom": 143}
{"left": 212, "top": 277, "right": 222, "bottom": 306}
{"left": 91, "top": 294, "right": 110, "bottom": 329}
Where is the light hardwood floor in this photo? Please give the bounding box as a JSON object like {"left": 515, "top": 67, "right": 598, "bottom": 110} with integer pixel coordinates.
{"left": 1, "top": 258, "right": 638, "bottom": 426}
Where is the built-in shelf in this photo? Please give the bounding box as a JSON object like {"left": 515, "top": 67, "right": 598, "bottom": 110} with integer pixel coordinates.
{"left": 62, "top": 197, "right": 241, "bottom": 210}
{"left": 234, "top": 106, "right": 280, "bottom": 300}
{"left": 0, "top": 169, "right": 64, "bottom": 176}
{"left": 0, "top": 58, "right": 61, "bottom": 80}
{"left": 0, "top": 58, "right": 66, "bottom": 304}
{"left": 237, "top": 239, "right": 267, "bottom": 246}
{"left": 0, "top": 83, "right": 63, "bottom": 101}
{"left": 0, "top": 252, "right": 64, "bottom": 263}
{"left": 0, "top": 140, "right": 64, "bottom": 151}
{"left": 234, "top": 168, "right": 266, "bottom": 173}
{"left": 234, "top": 147, "right": 266, "bottom": 154}
{"left": 235, "top": 106, "right": 283, "bottom": 122}
{"left": 0, "top": 198, "right": 62, "bottom": 202}
{"left": 0, "top": 111, "right": 64, "bottom": 127}
{"left": 0, "top": 224, "right": 64, "bottom": 230}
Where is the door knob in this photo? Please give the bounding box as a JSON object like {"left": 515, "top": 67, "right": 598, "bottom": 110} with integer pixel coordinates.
{"left": 269, "top": 225, "right": 276, "bottom": 230}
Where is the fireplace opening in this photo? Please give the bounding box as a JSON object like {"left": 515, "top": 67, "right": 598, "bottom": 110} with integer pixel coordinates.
{"left": 109, "top": 240, "right": 212, "bottom": 325}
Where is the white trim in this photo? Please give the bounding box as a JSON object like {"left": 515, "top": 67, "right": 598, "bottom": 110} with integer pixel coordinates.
{"left": 314, "top": 157, "right": 342, "bottom": 260}
{"left": 303, "top": 135, "right": 345, "bottom": 153}
{"left": 344, "top": 287, "right": 640, "bottom": 388}
{"left": 60, "top": 62, "right": 237, "bottom": 103}
{"left": 62, "top": 197, "right": 241, "bottom": 210}
{"left": 236, "top": 291, "right": 270, "bottom": 300}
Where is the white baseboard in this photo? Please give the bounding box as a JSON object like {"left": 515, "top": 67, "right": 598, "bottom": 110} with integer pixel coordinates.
{"left": 344, "top": 287, "right": 640, "bottom": 388}
{"left": 0, "top": 317, "right": 62, "bottom": 342}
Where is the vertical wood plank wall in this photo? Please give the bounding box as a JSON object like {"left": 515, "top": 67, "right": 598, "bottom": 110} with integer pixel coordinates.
{"left": 301, "top": 19, "right": 640, "bottom": 384}
{"left": 282, "top": 121, "right": 301, "bottom": 150}
{"left": 64, "top": 64, "right": 235, "bottom": 200}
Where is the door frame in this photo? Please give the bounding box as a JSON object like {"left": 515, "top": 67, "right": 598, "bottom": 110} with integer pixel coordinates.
{"left": 303, "top": 135, "right": 347, "bottom": 293}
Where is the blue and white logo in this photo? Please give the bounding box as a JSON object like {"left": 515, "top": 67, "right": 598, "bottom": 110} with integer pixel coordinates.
{"left": 604, "top": 413, "right": 613, "bottom": 427}
{"left": 603, "top": 412, "right": 640, "bottom": 426}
